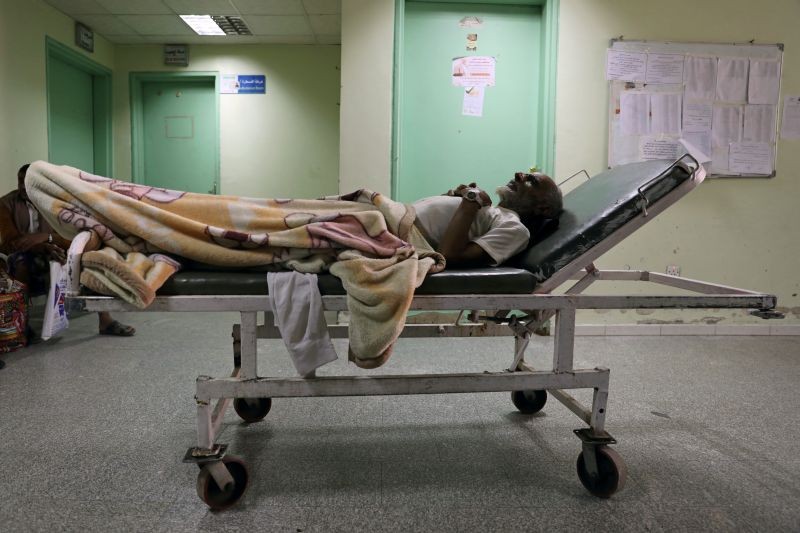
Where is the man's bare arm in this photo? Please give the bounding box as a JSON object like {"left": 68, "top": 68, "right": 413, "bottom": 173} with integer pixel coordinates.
{"left": 437, "top": 185, "right": 492, "bottom": 268}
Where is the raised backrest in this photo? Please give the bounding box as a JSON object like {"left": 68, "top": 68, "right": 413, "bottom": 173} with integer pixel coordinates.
{"left": 513, "top": 159, "right": 695, "bottom": 285}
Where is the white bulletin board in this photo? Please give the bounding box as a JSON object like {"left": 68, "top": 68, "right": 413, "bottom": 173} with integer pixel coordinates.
{"left": 607, "top": 40, "right": 783, "bottom": 177}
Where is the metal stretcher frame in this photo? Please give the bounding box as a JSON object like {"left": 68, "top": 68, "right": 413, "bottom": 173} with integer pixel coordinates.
{"left": 70, "top": 280, "right": 776, "bottom": 509}
{"left": 65, "top": 157, "right": 779, "bottom": 510}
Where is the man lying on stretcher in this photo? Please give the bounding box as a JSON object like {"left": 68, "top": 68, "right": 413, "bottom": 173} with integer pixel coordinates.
{"left": 414, "top": 172, "right": 563, "bottom": 268}
{"left": 23, "top": 162, "right": 562, "bottom": 369}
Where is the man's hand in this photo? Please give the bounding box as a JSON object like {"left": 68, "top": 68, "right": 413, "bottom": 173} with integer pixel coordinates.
{"left": 12, "top": 233, "right": 66, "bottom": 262}
{"left": 436, "top": 182, "right": 493, "bottom": 268}
{"left": 43, "top": 243, "right": 66, "bottom": 264}
{"left": 445, "top": 182, "right": 492, "bottom": 207}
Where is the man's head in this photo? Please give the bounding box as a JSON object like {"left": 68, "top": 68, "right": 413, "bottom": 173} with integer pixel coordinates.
{"left": 496, "top": 171, "right": 563, "bottom": 220}
{"left": 17, "top": 163, "right": 31, "bottom": 200}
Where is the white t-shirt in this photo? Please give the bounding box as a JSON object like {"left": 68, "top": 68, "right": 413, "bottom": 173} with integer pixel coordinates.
{"left": 412, "top": 196, "right": 530, "bottom": 266}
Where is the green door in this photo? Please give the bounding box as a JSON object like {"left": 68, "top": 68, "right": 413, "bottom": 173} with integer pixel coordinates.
{"left": 48, "top": 56, "right": 95, "bottom": 171}
{"left": 397, "top": 2, "right": 542, "bottom": 203}
{"left": 142, "top": 81, "right": 217, "bottom": 193}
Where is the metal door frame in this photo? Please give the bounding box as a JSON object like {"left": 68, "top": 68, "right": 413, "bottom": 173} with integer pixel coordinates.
{"left": 45, "top": 37, "right": 113, "bottom": 176}
{"left": 130, "top": 72, "right": 220, "bottom": 192}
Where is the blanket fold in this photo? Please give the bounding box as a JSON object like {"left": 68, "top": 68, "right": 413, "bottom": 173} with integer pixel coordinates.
{"left": 26, "top": 161, "right": 445, "bottom": 367}
{"left": 80, "top": 249, "right": 181, "bottom": 308}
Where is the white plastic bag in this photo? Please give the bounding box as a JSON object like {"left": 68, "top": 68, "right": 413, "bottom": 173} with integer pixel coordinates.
{"left": 41, "top": 260, "right": 69, "bottom": 340}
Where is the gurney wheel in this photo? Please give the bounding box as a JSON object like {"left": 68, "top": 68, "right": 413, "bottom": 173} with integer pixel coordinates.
{"left": 233, "top": 397, "right": 272, "bottom": 423}
{"left": 197, "top": 456, "right": 249, "bottom": 511}
{"left": 576, "top": 446, "right": 627, "bottom": 498}
{"left": 511, "top": 390, "right": 548, "bottom": 414}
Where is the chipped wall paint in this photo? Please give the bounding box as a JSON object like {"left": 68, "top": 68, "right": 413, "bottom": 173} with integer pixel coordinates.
{"left": 556, "top": 0, "right": 800, "bottom": 325}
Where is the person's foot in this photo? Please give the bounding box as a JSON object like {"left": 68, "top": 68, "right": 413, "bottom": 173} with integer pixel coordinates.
{"left": 99, "top": 320, "right": 136, "bottom": 337}
{"left": 0, "top": 359, "right": 5, "bottom": 369}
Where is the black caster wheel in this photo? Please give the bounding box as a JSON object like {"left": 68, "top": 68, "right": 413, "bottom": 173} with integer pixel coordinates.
{"left": 511, "top": 389, "right": 548, "bottom": 414}
{"left": 233, "top": 397, "right": 272, "bottom": 423}
{"left": 576, "top": 446, "right": 627, "bottom": 498}
{"left": 197, "top": 456, "right": 249, "bottom": 511}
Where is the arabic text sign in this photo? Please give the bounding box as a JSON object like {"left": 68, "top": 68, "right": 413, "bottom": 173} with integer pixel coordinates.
{"left": 221, "top": 74, "right": 266, "bottom": 94}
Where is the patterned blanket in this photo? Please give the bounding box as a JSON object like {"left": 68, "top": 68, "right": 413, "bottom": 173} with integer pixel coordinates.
{"left": 26, "top": 161, "right": 445, "bottom": 368}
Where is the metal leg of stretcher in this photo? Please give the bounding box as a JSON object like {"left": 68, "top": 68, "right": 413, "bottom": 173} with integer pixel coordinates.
{"left": 64, "top": 269, "right": 777, "bottom": 510}
{"left": 68, "top": 276, "right": 775, "bottom": 509}
{"left": 510, "top": 305, "right": 625, "bottom": 497}
{"left": 195, "top": 302, "right": 626, "bottom": 506}
{"left": 183, "top": 311, "right": 262, "bottom": 510}
{"left": 190, "top": 305, "right": 619, "bottom": 506}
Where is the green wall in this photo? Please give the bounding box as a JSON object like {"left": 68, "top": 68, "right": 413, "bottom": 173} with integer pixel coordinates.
{"left": 0, "top": 0, "right": 340, "bottom": 200}
{"left": 113, "top": 45, "right": 341, "bottom": 199}
{"left": 0, "top": 0, "right": 114, "bottom": 192}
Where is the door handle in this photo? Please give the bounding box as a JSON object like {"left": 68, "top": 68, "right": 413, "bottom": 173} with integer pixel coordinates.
{"left": 208, "top": 182, "right": 217, "bottom": 195}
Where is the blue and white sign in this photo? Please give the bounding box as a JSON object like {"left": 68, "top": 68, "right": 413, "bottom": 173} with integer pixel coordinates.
{"left": 221, "top": 74, "right": 266, "bottom": 94}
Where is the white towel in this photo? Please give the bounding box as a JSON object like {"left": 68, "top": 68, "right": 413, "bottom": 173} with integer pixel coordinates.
{"left": 267, "top": 271, "right": 338, "bottom": 377}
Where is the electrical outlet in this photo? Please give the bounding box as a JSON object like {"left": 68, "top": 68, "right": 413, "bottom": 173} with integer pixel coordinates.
{"left": 666, "top": 265, "right": 681, "bottom": 277}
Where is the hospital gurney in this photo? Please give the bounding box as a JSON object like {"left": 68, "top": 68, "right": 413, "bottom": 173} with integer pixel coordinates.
{"left": 66, "top": 156, "right": 778, "bottom": 510}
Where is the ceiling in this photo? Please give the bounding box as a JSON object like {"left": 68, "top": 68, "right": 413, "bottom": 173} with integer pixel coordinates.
{"left": 43, "top": 0, "right": 341, "bottom": 45}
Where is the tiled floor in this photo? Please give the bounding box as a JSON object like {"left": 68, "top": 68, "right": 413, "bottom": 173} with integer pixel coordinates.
{"left": 0, "top": 311, "right": 798, "bottom": 532}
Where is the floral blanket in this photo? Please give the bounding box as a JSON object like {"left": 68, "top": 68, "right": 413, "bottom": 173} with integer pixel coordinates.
{"left": 26, "top": 161, "right": 444, "bottom": 368}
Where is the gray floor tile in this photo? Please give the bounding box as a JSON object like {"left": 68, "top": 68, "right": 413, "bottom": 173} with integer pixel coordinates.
{"left": 0, "top": 497, "right": 168, "bottom": 533}
{"left": 1, "top": 314, "right": 798, "bottom": 531}
{"left": 245, "top": 456, "right": 383, "bottom": 508}
{"left": 305, "top": 504, "right": 459, "bottom": 533}
{"left": 380, "top": 457, "right": 524, "bottom": 507}
{"left": 157, "top": 502, "right": 309, "bottom": 533}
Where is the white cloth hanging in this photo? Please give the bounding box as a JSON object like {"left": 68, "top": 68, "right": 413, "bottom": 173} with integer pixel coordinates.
{"left": 267, "top": 271, "right": 338, "bottom": 377}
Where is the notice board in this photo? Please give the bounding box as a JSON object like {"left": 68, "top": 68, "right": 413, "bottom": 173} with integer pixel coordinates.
{"left": 607, "top": 40, "right": 783, "bottom": 177}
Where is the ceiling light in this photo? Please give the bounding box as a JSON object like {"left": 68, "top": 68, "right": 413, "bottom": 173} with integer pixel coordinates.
{"left": 212, "top": 16, "right": 252, "bottom": 36}
{"left": 180, "top": 15, "right": 225, "bottom": 36}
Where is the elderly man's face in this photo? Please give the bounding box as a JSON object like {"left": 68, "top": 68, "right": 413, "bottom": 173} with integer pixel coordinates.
{"left": 496, "top": 172, "right": 558, "bottom": 216}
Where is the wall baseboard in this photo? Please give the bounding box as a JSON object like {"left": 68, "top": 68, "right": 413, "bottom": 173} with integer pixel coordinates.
{"left": 575, "top": 324, "right": 800, "bottom": 336}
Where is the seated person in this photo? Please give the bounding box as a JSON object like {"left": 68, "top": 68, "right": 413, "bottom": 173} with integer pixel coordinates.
{"left": 413, "top": 172, "right": 563, "bottom": 268}
{"left": 0, "top": 164, "right": 135, "bottom": 338}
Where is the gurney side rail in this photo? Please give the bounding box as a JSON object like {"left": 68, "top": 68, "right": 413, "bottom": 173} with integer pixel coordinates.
{"left": 70, "top": 291, "right": 775, "bottom": 313}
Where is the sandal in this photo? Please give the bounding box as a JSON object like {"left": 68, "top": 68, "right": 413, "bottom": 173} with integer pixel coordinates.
{"left": 99, "top": 320, "right": 136, "bottom": 337}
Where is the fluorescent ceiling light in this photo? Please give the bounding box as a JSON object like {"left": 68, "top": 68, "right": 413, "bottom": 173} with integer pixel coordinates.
{"left": 180, "top": 15, "right": 226, "bottom": 36}
{"left": 212, "top": 16, "right": 252, "bottom": 36}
